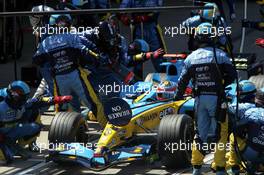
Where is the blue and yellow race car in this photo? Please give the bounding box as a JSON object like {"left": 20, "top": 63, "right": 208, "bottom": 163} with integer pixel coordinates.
{"left": 47, "top": 54, "right": 196, "bottom": 170}
{"left": 47, "top": 53, "right": 263, "bottom": 171}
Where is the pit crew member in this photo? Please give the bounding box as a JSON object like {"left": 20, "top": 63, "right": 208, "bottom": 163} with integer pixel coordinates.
{"left": 174, "top": 22, "right": 237, "bottom": 175}
{"left": 119, "top": 0, "right": 166, "bottom": 79}
{"left": 32, "top": 14, "right": 108, "bottom": 127}
{"left": 85, "top": 20, "right": 165, "bottom": 98}
{"left": 182, "top": 3, "right": 232, "bottom": 53}
{"left": 226, "top": 89, "right": 264, "bottom": 175}
{"left": 0, "top": 81, "right": 41, "bottom": 164}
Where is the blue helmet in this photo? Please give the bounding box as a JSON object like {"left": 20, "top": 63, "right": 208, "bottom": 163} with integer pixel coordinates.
{"left": 239, "top": 80, "right": 257, "bottom": 103}
{"left": 6, "top": 81, "right": 30, "bottom": 108}
{"left": 128, "top": 39, "right": 150, "bottom": 55}
{"left": 49, "top": 14, "right": 72, "bottom": 26}
{"left": 201, "top": 3, "right": 220, "bottom": 21}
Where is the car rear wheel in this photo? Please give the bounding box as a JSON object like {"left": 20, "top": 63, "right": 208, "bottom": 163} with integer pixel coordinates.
{"left": 157, "top": 114, "right": 194, "bottom": 169}
{"left": 249, "top": 75, "right": 264, "bottom": 89}
{"left": 48, "top": 112, "right": 88, "bottom": 145}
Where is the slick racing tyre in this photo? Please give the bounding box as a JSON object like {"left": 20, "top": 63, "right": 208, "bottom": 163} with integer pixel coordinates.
{"left": 48, "top": 112, "right": 88, "bottom": 144}
{"left": 158, "top": 114, "right": 194, "bottom": 169}
{"left": 144, "top": 73, "right": 167, "bottom": 84}
{"left": 249, "top": 75, "right": 264, "bottom": 89}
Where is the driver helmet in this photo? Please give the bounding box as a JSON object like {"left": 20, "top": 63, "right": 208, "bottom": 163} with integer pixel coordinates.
{"left": 49, "top": 14, "right": 72, "bottom": 27}
{"left": 255, "top": 87, "right": 264, "bottom": 107}
{"left": 201, "top": 3, "right": 220, "bottom": 21}
{"left": 156, "top": 81, "right": 177, "bottom": 101}
{"left": 128, "top": 39, "right": 150, "bottom": 55}
{"left": 238, "top": 80, "right": 257, "bottom": 103}
{"left": 6, "top": 81, "right": 30, "bottom": 109}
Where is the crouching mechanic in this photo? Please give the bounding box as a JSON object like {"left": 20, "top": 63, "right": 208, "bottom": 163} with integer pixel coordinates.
{"left": 174, "top": 22, "right": 237, "bottom": 175}
{"left": 0, "top": 81, "right": 41, "bottom": 164}
{"left": 33, "top": 14, "right": 108, "bottom": 127}
{"left": 226, "top": 89, "right": 264, "bottom": 175}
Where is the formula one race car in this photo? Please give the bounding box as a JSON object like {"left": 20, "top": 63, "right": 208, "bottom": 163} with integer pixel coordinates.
{"left": 47, "top": 85, "right": 195, "bottom": 170}
{"left": 46, "top": 55, "right": 196, "bottom": 170}
{"left": 46, "top": 52, "right": 264, "bottom": 171}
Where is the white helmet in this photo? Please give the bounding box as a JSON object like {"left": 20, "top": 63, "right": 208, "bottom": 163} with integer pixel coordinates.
{"left": 29, "top": 5, "right": 54, "bottom": 27}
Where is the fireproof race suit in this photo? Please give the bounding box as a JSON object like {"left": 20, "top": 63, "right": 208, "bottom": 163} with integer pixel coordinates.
{"left": 120, "top": 0, "right": 166, "bottom": 79}
{"left": 182, "top": 15, "right": 232, "bottom": 53}
{"left": 175, "top": 47, "right": 237, "bottom": 170}
{"left": 0, "top": 97, "right": 43, "bottom": 162}
{"left": 33, "top": 33, "right": 108, "bottom": 127}
{"left": 227, "top": 103, "right": 264, "bottom": 173}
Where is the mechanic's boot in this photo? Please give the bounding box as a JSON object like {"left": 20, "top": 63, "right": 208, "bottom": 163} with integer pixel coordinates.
{"left": 28, "top": 141, "right": 40, "bottom": 152}
{"left": 192, "top": 165, "right": 202, "bottom": 175}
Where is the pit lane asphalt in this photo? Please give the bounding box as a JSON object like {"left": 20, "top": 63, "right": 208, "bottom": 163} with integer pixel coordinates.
{"left": 0, "top": 0, "right": 263, "bottom": 174}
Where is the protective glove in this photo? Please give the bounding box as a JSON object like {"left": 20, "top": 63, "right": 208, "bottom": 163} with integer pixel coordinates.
{"left": 256, "top": 38, "right": 264, "bottom": 48}
{"left": 145, "top": 48, "right": 165, "bottom": 60}
{"left": 53, "top": 96, "right": 73, "bottom": 104}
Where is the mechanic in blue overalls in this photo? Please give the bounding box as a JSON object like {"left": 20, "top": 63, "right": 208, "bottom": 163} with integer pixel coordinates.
{"left": 174, "top": 22, "right": 237, "bottom": 175}
{"left": 29, "top": 5, "right": 55, "bottom": 97}
{"left": 210, "top": 79, "right": 257, "bottom": 172}
{"left": 33, "top": 14, "right": 108, "bottom": 127}
{"left": 0, "top": 81, "right": 41, "bottom": 164}
{"left": 182, "top": 3, "right": 233, "bottom": 54}
{"left": 226, "top": 88, "right": 264, "bottom": 175}
{"left": 119, "top": 0, "right": 166, "bottom": 80}
{"left": 85, "top": 20, "right": 165, "bottom": 98}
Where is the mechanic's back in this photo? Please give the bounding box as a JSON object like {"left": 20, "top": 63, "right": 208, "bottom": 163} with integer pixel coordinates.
{"left": 35, "top": 33, "right": 87, "bottom": 75}
{"left": 184, "top": 47, "right": 235, "bottom": 94}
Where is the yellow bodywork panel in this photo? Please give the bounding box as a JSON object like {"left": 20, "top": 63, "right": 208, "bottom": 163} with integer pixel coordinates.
{"left": 96, "top": 100, "right": 187, "bottom": 151}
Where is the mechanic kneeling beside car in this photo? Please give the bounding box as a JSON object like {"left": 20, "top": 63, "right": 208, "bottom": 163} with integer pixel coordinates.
{"left": 174, "top": 22, "right": 237, "bottom": 175}
{"left": 226, "top": 88, "right": 264, "bottom": 175}
{"left": 0, "top": 81, "right": 41, "bottom": 164}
